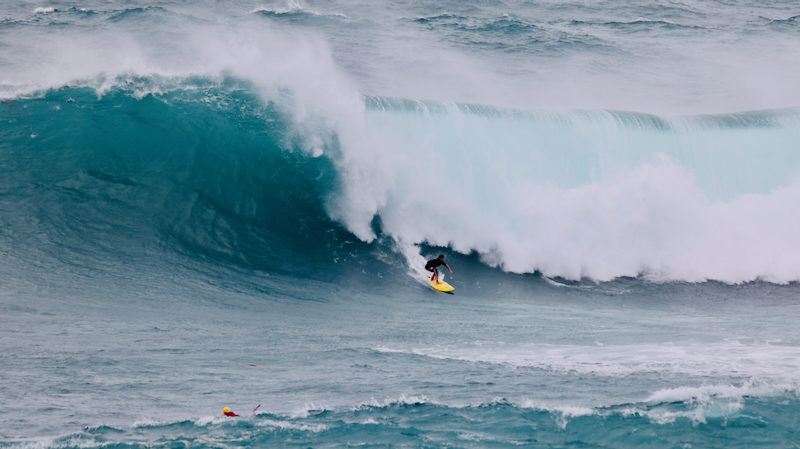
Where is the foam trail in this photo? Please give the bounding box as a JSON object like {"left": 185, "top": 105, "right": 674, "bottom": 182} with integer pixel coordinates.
{"left": 395, "top": 241, "right": 438, "bottom": 286}
{"left": 374, "top": 340, "right": 800, "bottom": 382}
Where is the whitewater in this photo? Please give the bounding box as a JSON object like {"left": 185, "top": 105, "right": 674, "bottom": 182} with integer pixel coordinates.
{"left": 2, "top": 1, "right": 800, "bottom": 447}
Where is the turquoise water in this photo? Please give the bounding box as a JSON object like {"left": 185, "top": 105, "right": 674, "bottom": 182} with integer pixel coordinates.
{"left": 2, "top": 1, "right": 800, "bottom": 447}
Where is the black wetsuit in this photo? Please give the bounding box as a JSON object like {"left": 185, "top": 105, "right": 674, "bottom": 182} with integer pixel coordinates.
{"left": 425, "top": 259, "right": 446, "bottom": 272}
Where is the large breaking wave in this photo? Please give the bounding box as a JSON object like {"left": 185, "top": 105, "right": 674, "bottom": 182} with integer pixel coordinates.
{"left": 3, "top": 77, "right": 800, "bottom": 285}
{"left": 3, "top": 5, "right": 800, "bottom": 285}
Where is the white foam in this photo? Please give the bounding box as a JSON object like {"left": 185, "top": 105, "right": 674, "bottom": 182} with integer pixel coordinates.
{"left": 645, "top": 382, "right": 787, "bottom": 404}
{"left": 257, "top": 419, "right": 327, "bottom": 432}
{"left": 130, "top": 417, "right": 169, "bottom": 428}
{"left": 394, "top": 240, "right": 437, "bottom": 286}
{"left": 33, "top": 7, "right": 55, "bottom": 14}
{"left": 518, "top": 400, "right": 595, "bottom": 429}
{"left": 372, "top": 345, "right": 404, "bottom": 353}
{"left": 518, "top": 383, "right": 771, "bottom": 427}
{"left": 288, "top": 402, "right": 331, "bottom": 418}
{"left": 354, "top": 394, "right": 432, "bottom": 410}
{"left": 330, "top": 115, "right": 800, "bottom": 283}
{"left": 8, "top": 439, "right": 56, "bottom": 449}
{"left": 195, "top": 415, "right": 222, "bottom": 426}
{"left": 249, "top": 1, "right": 349, "bottom": 18}
{"left": 374, "top": 340, "right": 800, "bottom": 384}
{"left": 621, "top": 394, "right": 748, "bottom": 425}
{"left": 37, "top": 437, "right": 104, "bottom": 449}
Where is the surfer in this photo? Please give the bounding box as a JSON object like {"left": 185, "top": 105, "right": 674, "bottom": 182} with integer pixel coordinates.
{"left": 425, "top": 255, "right": 452, "bottom": 283}
{"left": 223, "top": 405, "right": 260, "bottom": 417}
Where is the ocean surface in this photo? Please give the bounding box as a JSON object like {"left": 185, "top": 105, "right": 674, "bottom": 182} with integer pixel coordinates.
{"left": 2, "top": 1, "right": 800, "bottom": 447}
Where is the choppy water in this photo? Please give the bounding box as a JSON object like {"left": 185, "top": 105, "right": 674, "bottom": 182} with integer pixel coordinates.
{"left": 2, "top": 1, "right": 800, "bottom": 447}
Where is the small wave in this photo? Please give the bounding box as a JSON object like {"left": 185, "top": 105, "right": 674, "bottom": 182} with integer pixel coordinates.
{"left": 372, "top": 345, "right": 406, "bottom": 354}
{"left": 373, "top": 340, "right": 800, "bottom": 382}
{"left": 645, "top": 382, "right": 789, "bottom": 404}
{"left": 251, "top": 395, "right": 440, "bottom": 422}
{"left": 354, "top": 394, "right": 434, "bottom": 410}
{"left": 130, "top": 417, "right": 170, "bottom": 428}
{"left": 571, "top": 17, "right": 703, "bottom": 30}
{"left": 5, "top": 439, "right": 57, "bottom": 449}
{"left": 257, "top": 419, "right": 327, "bottom": 433}
{"left": 413, "top": 14, "right": 465, "bottom": 23}
{"left": 762, "top": 14, "right": 800, "bottom": 27}
{"left": 517, "top": 400, "right": 595, "bottom": 429}
{"left": 194, "top": 415, "right": 219, "bottom": 426}
{"left": 33, "top": 7, "right": 55, "bottom": 14}
{"left": 249, "top": 2, "right": 348, "bottom": 19}
{"left": 631, "top": 17, "right": 675, "bottom": 25}
{"left": 522, "top": 386, "right": 774, "bottom": 427}
{"left": 6, "top": 395, "right": 798, "bottom": 448}
{"left": 617, "top": 404, "right": 731, "bottom": 425}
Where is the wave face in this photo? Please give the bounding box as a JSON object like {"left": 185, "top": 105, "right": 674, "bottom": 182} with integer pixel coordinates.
{"left": 3, "top": 1, "right": 800, "bottom": 448}
{"left": 0, "top": 84, "right": 361, "bottom": 279}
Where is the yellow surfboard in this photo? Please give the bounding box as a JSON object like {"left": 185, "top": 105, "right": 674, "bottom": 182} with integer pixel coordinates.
{"left": 429, "top": 278, "right": 455, "bottom": 292}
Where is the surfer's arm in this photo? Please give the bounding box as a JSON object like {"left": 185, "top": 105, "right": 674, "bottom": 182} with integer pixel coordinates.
{"left": 444, "top": 263, "right": 452, "bottom": 273}
{"left": 253, "top": 404, "right": 261, "bottom": 416}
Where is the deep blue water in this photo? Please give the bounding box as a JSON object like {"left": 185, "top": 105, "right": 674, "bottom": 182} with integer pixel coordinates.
{"left": 2, "top": 1, "right": 800, "bottom": 448}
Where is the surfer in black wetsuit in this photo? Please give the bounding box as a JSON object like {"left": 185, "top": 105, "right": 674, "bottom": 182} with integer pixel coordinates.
{"left": 425, "top": 255, "right": 452, "bottom": 283}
